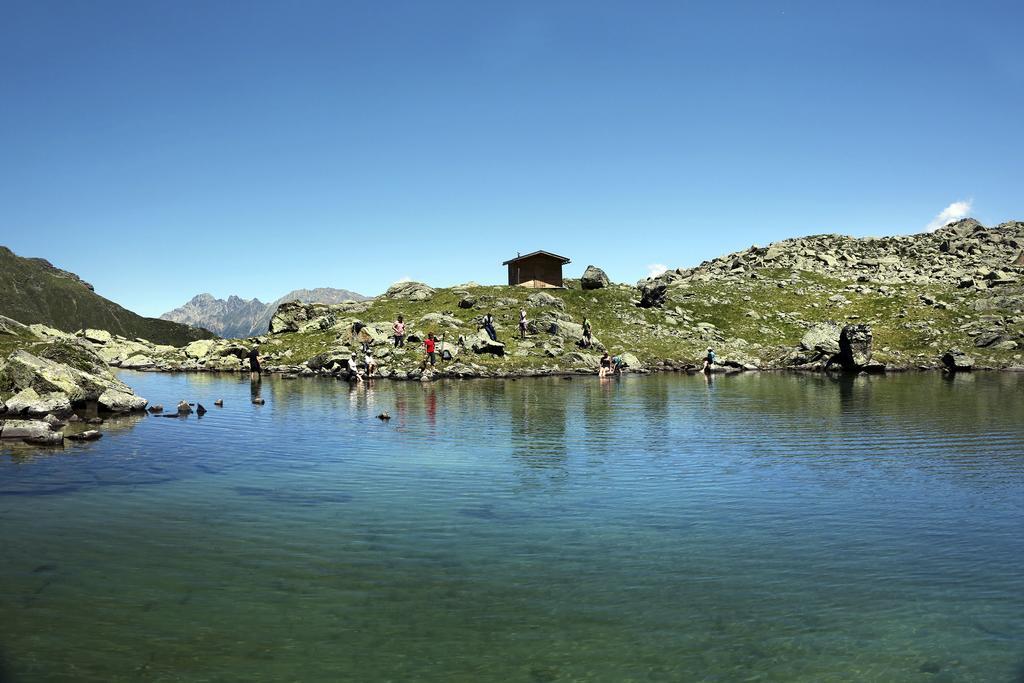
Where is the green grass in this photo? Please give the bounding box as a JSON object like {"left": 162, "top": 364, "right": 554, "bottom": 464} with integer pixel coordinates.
{"left": 255, "top": 276, "right": 1023, "bottom": 370}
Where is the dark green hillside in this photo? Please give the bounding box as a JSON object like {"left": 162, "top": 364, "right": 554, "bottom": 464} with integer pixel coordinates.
{"left": 0, "top": 246, "right": 215, "bottom": 346}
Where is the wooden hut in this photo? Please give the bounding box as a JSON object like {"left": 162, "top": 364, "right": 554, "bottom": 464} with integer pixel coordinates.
{"left": 502, "top": 250, "right": 571, "bottom": 289}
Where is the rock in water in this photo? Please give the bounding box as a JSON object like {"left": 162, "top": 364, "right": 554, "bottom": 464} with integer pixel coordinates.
{"left": 66, "top": 430, "right": 102, "bottom": 442}
{"left": 377, "top": 411, "right": 391, "bottom": 420}
{"left": 0, "top": 419, "right": 56, "bottom": 441}
{"left": 148, "top": 404, "right": 164, "bottom": 413}
{"left": 252, "top": 398, "right": 265, "bottom": 405}
{"left": 176, "top": 400, "right": 193, "bottom": 415}
{"left": 196, "top": 403, "right": 207, "bottom": 415}
{"left": 214, "top": 399, "right": 224, "bottom": 407}
{"left": 580, "top": 265, "right": 610, "bottom": 290}
{"left": 23, "top": 431, "right": 64, "bottom": 446}
{"left": 838, "top": 324, "right": 872, "bottom": 370}
{"left": 942, "top": 349, "right": 974, "bottom": 372}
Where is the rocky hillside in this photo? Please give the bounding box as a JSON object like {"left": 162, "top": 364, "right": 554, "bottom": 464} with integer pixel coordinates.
{"left": 161, "top": 287, "right": 368, "bottom": 338}
{"left": 4, "top": 218, "right": 1022, "bottom": 382}
{"left": 0, "top": 246, "right": 215, "bottom": 346}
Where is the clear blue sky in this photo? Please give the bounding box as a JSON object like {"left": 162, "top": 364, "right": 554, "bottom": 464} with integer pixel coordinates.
{"left": 2, "top": 1, "right": 1022, "bottom": 317}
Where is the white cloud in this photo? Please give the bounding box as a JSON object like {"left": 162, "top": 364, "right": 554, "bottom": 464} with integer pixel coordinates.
{"left": 926, "top": 200, "right": 973, "bottom": 232}
{"left": 646, "top": 263, "right": 668, "bottom": 278}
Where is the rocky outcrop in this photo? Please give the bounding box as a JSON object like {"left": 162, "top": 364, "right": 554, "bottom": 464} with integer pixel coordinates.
{"left": 0, "top": 339, "right": 147, "bottom": 417}
{"left": 838, "top": 324, "right": 872, "bottom": 370}
{"left": 801, "top": 323, "right": 843, "bottom": 356}
{"left": 160, "top": 288, "right": 369, "bottom": 338}
{"left": 638, "top": 281, "right": 668, "bottom": 308}
{"left": 470, "top": 331, "right": 505, "bottom": 356}
{"left": 581, "top": 265, "right": 610, "bottom": 290}
{"left": 384, "top": 281, "right": 436, "bottom": 301}
{"left": 0, "top": 419, "right": 61, "bottom": 443}
{"left": 942, "top": 349, "right": 974, "bottom": 372}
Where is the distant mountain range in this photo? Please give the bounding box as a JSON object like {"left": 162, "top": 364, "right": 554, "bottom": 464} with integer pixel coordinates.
{"left": 0, "top": 246, "right": 216, "bottom": 346}
{"left": 160, "top": 288, "right": 369, "bottom": 338}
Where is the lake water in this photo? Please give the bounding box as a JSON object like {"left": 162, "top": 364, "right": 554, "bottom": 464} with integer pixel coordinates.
{"left": 1, "top": 371, "right": 1022, "bottom": 682}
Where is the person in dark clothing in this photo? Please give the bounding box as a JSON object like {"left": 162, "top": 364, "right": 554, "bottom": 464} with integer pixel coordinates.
{"left": 248, "top": 346, "right": 261, "bottom": 380}
{"left": 482, "top": 313, "right": 497, "bottom": 341}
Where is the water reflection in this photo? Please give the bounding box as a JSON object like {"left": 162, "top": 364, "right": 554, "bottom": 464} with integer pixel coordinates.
{"left": 0, "top": 371, "right": 1022, "bottom": 681}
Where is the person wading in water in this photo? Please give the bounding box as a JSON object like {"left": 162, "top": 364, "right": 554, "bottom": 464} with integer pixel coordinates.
{"left": 248, "top": 345, "right": 261, "bottom": 381}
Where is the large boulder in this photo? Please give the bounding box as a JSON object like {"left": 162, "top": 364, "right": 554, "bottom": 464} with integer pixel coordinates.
{"left": 942, "top": 349, "right": 974, "bottom": 372}
{"left": 417, "top": 312, "right": 462, "bottom": 330}
{"left": 0, "top": 419, "right": 57, "bottom": 441}
{"left": 564, "top": 351, "right": 600, "bottom": 367}
{"left": 0, "top": 315, "right": 33, "bottom": 337}
{"left": 838, "top": 324, "right": 872, "bottom": 369}
{"left": 184, "top": 339, "right": 219, "bottom": 359}
{"left": 526, "top": 291, "right": 564, "bottom": 309}
{"left": 98, "top": 388, "right": 148, "bottom": 413}
{"left": 3, "top": 387, "right": 73, "bottom": 417}
{"left": 638, "top": 281, "right": 668, "bottom": 308}
{"left": 580, "top": 265, "right": 610, "bottom": 290}
{"left": 83, "top": 329, "right": 113, "bottom": 344}
{"left": 0, "top": 342, "right": 146, "bottom": 413}
{"left": 384, "top": 281, "right": 436, "bottom": 301}
{"left": 268, "top": 301, "right": 339, "bottom": 334}
{"left": 470, "top": 331, "right": 505, "bottom": 356}
{"left": 800, "top": 322, "right": 843, "bottom": 356}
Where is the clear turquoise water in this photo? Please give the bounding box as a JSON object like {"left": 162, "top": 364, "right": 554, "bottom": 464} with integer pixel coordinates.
{"left": 1, "top": 371, "right": 1022, "bottom": 682}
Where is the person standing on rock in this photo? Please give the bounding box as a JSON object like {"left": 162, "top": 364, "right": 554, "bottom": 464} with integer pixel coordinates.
{"left": 482, "top": 313, "right": 497, "bottom": 341}
{"left": 582, "top": 318, "right": 593, "bottom": 348}
{"left": 424, "top": 333, "right": 437, "bottom": 367}
{"left": 702, "top": 347, "right": 716, "bottom": 373}
{"left": 349, "top": 353, "right": 363, "bottom": 383}
{"left": 248, "top": 345, "right": 261, "bottom": 381}
{"left": 518, "top": 308, "right": 527, "bottom": 339}
{"left": 393, "top": 315, "right": 406, "bottom": 348}
{"left": 365, "top": 349, "right": 377, "bottom": 378}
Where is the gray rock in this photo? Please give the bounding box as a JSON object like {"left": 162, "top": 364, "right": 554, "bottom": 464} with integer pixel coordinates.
{"left": 66, "top": 430, "right": 102, "bottom": 442}
{"left": 3, "top": 387, "right": 73, "bottom": 417}
{"left": 98, "top": 388, "right": 148, "bottom": 413}
{"left": 800, "top": 322, "right": 843, "bottom": 355}
{"left": 580, "top": 265, "right": 610, "bottom": 290}
{"left": 526, "top": 291, "right": 564, "bottom": 309}
{"left": 458, "top": 295, "right": 476, "bottom": 309}
{"left": 941, "top": 349, "right": 974, "bottom": 372}
{"left": 638, "top": 281, "right": 668, "bottom": 308}
{"left": 384, "top": 281, "right": 436, "bottom": 301}
{"left": 470, "top": 331, "right": 505, "bottom": 356}
{"left": 176, "top": 400, "right": 193, "bottom": 415}
{"left": 838, "top": 324, "right": 872, "bottom": 369}
{"left": 1, "top": 419, "right": 55, "bottom": 440}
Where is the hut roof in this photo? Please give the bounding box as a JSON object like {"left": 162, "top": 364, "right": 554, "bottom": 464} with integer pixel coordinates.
{"left": 502, "top": 250, "right": 571, "bottom": 266}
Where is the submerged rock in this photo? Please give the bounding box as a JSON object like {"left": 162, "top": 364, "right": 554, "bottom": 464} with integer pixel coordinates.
{"left": 66, "top": 430, "right": 102, "bottom": 442}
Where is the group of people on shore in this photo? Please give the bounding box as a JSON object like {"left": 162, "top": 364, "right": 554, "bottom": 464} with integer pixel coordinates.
{"left": 247, "top": 310, "right": 663, "bottom": 382}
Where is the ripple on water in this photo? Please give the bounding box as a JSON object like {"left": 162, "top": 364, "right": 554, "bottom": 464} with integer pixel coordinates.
{"left": 0, "top": 371, "right": 1022, "bottom": 681}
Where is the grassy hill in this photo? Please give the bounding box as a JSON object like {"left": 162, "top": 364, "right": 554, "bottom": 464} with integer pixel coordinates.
{"left": 0, "top": 246, "right": 215, "bottom": 346}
